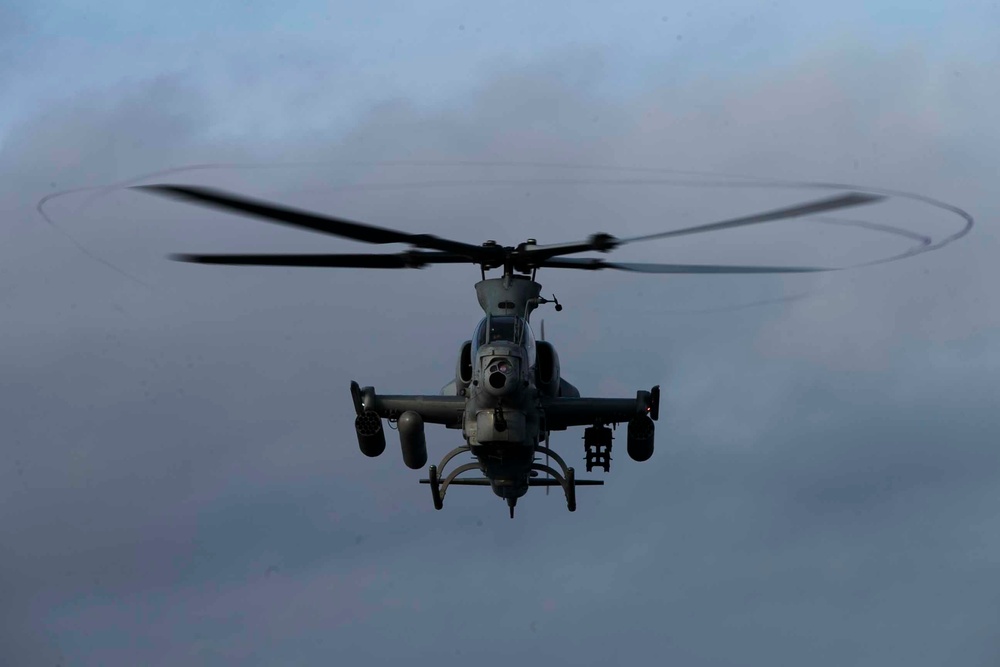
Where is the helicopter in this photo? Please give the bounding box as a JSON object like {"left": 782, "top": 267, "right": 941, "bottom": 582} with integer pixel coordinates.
{"left": 137, "top": 184, "right": 883, "bottom": 517}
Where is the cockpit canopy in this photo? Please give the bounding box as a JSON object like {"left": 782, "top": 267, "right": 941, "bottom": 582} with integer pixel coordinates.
{"left": 473, "top": 315, "right": 535, "bottom": 362}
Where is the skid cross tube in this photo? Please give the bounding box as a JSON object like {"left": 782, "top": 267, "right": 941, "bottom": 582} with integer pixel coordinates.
{"left": 437, "top": 445, "right": 472, "bottom": 471}
{"left": 530, "top": 462, "right": 577, "bottom": 511}
{"left": 422, "top": 444, "right": 477, "bottom": 510}
{"left": 420, "top": 443, "right": 596, "bottom": 512}
{"left": 440, "top": 462, "right": 484, "bottom": 497}
{"left": 424, "top": 462, "right": 483, "bottom": 509}
{"left": 533, "top": 444, "right": 569, "bottom": 474}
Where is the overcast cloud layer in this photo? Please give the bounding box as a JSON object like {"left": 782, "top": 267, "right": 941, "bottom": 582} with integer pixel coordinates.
{"left": 2, "top": 3, "right": 999, "bottom": 665}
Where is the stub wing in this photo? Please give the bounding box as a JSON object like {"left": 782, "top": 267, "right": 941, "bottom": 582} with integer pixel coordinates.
{"left": 350, "top": 381, "right": 659, "bottom": 433}
{"left": 352, "top": 382, "right": 465, "bottom": 428}
{"left": 541, "top": 387, "right": 658, "bottom": 430}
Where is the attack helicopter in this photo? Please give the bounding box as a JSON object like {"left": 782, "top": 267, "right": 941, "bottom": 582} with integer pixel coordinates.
{"left": 137, "top": 184, "right": 882, "bottom": 517}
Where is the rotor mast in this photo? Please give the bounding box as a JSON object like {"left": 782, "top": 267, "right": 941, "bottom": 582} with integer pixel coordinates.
{"left": 474, "top": 238, "right": 546, "bottom": 320}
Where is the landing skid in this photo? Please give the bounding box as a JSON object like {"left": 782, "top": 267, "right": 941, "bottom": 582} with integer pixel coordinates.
{"left": 419, "top": 444, "right": 603, "bottom": 514}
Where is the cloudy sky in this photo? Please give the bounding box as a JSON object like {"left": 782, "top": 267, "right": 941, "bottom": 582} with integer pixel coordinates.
{"left": 2, "top": 1, "right": 998, "bottom": 665}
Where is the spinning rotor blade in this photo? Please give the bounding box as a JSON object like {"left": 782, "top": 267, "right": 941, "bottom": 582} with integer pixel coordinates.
{"left": 541, "top": 258, "right": 831, "bottom": 274}
{"left": 142, "top": 185, "right": 886, "bottom": 276}
{"left": 170, "top": 251, "right": 472, "bottom": 268}
{"left": 619, "top": 192, "right": 885, "bottom": 244}
{"left": 516, "top": 192, "right": 885, "bottom": 264}
{"left": 135, "top": 184, "right": 486, "bottom": 257}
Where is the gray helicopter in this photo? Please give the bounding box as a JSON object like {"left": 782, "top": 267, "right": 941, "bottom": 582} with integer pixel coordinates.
{"left": 138, "top": 184, "right": 882, "bottom": 517}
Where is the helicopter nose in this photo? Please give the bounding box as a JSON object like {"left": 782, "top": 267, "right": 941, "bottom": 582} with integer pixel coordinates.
{"left": 482, "top": 356, "right": 518, "bottom": 395}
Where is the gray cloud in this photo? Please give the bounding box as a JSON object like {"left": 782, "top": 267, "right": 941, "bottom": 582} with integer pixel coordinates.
{"left": 1, "top": 42, "right": 998, "bottom": 666}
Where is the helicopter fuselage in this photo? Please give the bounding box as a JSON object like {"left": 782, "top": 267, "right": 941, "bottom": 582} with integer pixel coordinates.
{"left": 351, "top": 275, "right": 659, "bottom": 516}
{"left": 464, "top": 335, "right": 541, "bottom": 503}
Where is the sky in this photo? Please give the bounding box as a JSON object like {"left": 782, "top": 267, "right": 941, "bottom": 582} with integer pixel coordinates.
{"left": 2, "top": 1, "right": 999, "bottom": 665}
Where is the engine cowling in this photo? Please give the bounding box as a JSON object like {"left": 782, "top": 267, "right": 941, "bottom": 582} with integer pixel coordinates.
{"left": 535, "top": 341, "right": 561, "bottom": 397}
{"left": 355, "top": 410, "right": 386, "bottom": 458}
{"left": 627, "top": 414, "right": 655, "bottom": 462}
{"left": 398, "top": 411, "right": 428, "bottom": 470}
{"left": 455, "top": 340, "right": 473, "bottom": 395}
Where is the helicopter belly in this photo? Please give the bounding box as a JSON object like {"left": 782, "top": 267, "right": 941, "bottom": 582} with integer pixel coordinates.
{"left": 473, "top": 442, "right": 535, "bottom": 501}
{"left": 472, "top": 408, "right": 526, "bottom": 444}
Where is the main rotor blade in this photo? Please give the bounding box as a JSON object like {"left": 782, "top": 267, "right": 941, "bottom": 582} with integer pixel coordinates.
{"left": 136, "top": 184, "right": 486, "bottom": 257}
{"left": 511, "top": 193, "right": 884, "bottom": 266}
{"left": 542, "top": 258, "right": 832, "bottom": 274}
{"left": 620, "top": 192, "right": 885, "bottom": 244}
{"left": 170, "top": 251, "right": 472, "bottom": 268}
{"left": 517, "top": 234, "right": 618, "bottom": 263}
